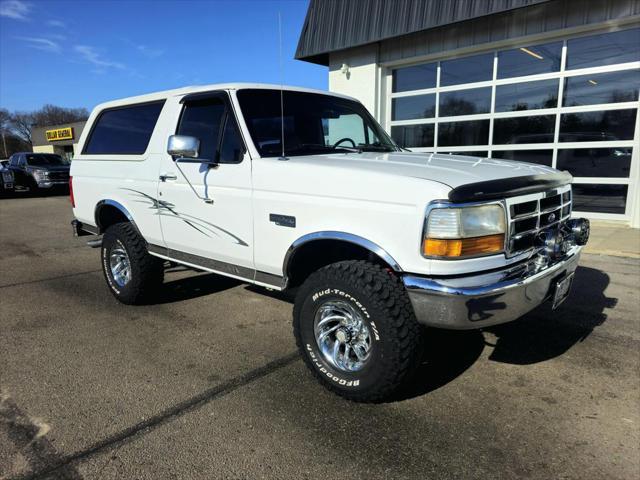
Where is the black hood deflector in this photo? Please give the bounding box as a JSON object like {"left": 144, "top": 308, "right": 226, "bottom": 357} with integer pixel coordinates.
{"left": 448, "top": 171, "right": 573, "bottom": 203}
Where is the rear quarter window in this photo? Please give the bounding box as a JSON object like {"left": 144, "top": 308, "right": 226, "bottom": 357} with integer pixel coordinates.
{"left": 83, "top": 100, "right": 165, "bottom": 155}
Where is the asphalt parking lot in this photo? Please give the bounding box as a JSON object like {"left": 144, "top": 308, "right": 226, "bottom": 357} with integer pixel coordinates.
{"left": 1, "top": 194, "right": 639, "bottom": 480}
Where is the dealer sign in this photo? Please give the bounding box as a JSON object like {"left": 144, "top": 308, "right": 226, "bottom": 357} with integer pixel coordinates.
{"left": 46, "top": 127, "right": 74, "bottom": 142}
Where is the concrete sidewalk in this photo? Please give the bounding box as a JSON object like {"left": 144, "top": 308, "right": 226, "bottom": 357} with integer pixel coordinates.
{"left": 583, "top": 221, "right": 640, "bottom": 258}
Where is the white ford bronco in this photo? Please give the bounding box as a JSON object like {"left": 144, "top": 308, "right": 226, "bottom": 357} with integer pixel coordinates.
{"left": 70, "top": 84, "right": 590, "bottom": 401}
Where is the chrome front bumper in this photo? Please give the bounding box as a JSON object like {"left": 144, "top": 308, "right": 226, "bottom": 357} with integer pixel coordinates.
{"left": 403, "top": 247, "right": 582, "bottom": 330}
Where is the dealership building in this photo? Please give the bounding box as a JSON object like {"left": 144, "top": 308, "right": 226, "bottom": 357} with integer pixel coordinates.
{"left": 296, "top": 0, "right": 640, "bottom": 227}
{"left": 31, "top": 120, "right": 87, "bottom": 160}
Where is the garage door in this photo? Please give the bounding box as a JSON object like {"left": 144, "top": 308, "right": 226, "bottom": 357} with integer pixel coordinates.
{"left": 387, "top": 26, "right": 640, "bottom": 222}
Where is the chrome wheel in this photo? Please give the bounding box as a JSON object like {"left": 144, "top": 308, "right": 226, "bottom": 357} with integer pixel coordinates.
{"left": 314, "top": 300, "right": 372, "bottom": 372}
{"left": 109, "top": 241, "right": 131, "bottom": 287}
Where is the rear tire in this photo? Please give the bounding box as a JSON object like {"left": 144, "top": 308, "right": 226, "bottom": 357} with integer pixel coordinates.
{"left": 293, "top": 260, "right": 422, "bottom": 402}
{"left": 101, "top": 222, "right": 164, "bottom": 304}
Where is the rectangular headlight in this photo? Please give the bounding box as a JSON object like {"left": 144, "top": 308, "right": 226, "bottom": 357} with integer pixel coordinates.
{"left": 423, "top": 204, "right": 506, "bottom": 258}
{"left": 31, "top": 169, "right": 48, "bottom": 182}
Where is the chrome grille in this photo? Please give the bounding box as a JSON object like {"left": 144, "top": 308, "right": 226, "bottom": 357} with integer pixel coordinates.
{"left": 507, "top": 188, "right": 572, "bottom": 256}
{"left": 48, "top": 171, "right": 69, "bottom": 181}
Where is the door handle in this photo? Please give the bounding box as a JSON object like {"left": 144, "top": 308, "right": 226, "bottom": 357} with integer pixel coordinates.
{"left": 159, "top": 173, "right": 177, "bottom": 182}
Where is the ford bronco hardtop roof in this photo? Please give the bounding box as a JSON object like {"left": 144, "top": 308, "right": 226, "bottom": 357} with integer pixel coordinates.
{"left": 90, "top": 83, "right": 357, "bottom": 111}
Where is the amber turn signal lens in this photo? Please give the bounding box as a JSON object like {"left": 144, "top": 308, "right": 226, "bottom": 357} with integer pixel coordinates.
{"left": 423, "top": 234, "right": 505, "bottom": 258}
{"left": 423, "top": 238, "right": 463, "bottom": 257}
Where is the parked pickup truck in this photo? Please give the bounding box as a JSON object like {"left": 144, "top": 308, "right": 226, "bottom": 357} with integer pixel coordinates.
{"left": 7, "top": 152, "right": 70, "bottom": 192}
{"left": 70, "top": 84, "right": 590, "bottom": 402}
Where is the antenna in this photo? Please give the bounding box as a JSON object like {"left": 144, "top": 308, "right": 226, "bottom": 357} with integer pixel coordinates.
{"left": 278, "top": 11, "right": 288, "bottom": 160}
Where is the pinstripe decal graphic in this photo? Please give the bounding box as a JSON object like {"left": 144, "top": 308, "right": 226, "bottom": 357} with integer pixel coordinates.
{"left": 121, "top": 188, "right": 249, "bottom": 246}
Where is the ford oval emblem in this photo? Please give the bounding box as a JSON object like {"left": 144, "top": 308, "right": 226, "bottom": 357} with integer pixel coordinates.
{"left": 548, "top": 213, "right": 556, "bottom": 223}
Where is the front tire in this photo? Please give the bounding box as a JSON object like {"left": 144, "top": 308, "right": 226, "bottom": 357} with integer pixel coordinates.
{"left": 27, "top": 178, "right": 40, "bottom": 195}
{"left": 293, "top": 260, "right": 422, "bottom": 402}
{"left": 101, "top": 222, "right": 164, "bottom": 304}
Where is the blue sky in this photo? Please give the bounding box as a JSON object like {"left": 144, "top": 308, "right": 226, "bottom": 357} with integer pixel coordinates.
{"left": 0, "top": 0, "right": 327, "bottom": 111}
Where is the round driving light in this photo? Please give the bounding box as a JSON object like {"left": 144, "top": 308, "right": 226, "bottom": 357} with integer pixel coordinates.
{"left": 536, "top": 229, "right": 566, "bottom": 260}
{"left": 569, "top": 218, "right": 590, "bottom": 246}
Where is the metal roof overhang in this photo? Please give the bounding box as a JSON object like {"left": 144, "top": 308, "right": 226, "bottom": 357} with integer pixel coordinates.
{"left": 295, "top": 0, "right": 552, "bottom": 65}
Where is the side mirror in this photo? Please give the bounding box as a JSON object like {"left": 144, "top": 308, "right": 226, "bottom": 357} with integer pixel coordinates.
{"left": 167, "top": 135, "right": 218, "bottom": 166}
{"left": 167, "top": 135, "right": 200, "bottom": 158}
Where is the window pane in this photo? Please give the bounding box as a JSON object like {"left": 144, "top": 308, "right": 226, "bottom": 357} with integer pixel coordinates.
{"left": 177, "top": 98, "right": 226, "bottom": 161}
{"left": 557, "top": 147, "right": 632, "bottom": 178}
{"left": 25, "top": 154, "right": 66, "bottom": 166}
{"left": 238, "top": 89, "right": 394, "bottom": 157}
{"left": 392, "top": 63, "right": 437, "bottom": 92}
{"left": 563, "top": 69, "right": 640, "bottom": 106}
{"left": 438, "top": 120, "right": 489, "bottom": 146}
{"left": 84, "top": 101, "right": 164, "bottom": 154}
{"left": 440, "top": 53, "right": 493, "bottom": 86}
{"left": 495, "top": 79, "right": 558, "bottom": 112}
{"left": 559, "top": 109, "right": 637, "bottom": 141}
{"left": 572, "top": 184, "right": 628, "bottom": 214}
{"left": 441, "top": 151, "right": 487, "bottom": 158}
{"left": 497, "top": 41, "right": 562, "bottom": 78}
{"left": 326, "top": 113, "right": 366, "bottom": 145}
{"left": 567, "top": 28, "right": 640, "bottom": 70}
{"left": 492, "top": 149, "right": 553, "bottom": 166}
{"left": 493, "top": 115, "right": 556, "bottom": 145}
{"left": 392, "top": 94, "right": 435, "bottom": 120}
{"left": 439, "top": 87, "right": 491, "bottom": 116}
{"left": 219, "top": 117, "right": 245, "bottom": 164}
{"left": 391, "top": 124, "right": 434, "bottom": 148}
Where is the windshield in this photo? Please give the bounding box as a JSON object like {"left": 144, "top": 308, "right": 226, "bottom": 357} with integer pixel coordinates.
{"left": 25, "top": 154, "right": 68, "bottom": 166}
{"left": 237, "top": 89, "right": 397, "bottom": 157}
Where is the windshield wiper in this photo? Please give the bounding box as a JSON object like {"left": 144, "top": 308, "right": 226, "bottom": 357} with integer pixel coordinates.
{"left": 298, "top": 143, "right": 362, "bottom": 153}
{"left": 357, "top": 143, "right": 396, "bottom": 152}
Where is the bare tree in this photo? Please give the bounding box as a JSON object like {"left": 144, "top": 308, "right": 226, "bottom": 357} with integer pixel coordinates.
{"left": 1, "top": 131, "right": 30, "bottom": 157}
{"left": 0, "top": 108, "right": 10, "bottom": 158}
{"left": 32, "top": 104, "right": 89, "bottom": 127}
{"left": 10, "top": 111, "right": 35, "bottom": 146}
{"left": 8, "top": 105, "right": 89, "bottom": 148}
{"left": 0, "top": 109, "right": 29, "bottom": 158}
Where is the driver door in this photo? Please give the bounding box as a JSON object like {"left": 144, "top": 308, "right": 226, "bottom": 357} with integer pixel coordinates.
{"left": 158, "top": 92, "right": 253, "bottom": 274}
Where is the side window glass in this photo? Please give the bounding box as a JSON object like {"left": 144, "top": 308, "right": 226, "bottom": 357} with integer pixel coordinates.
{"left": 177, "top": 98, "right": 225, "bottom": 161}
{"left": 219, "top": 115, "right": 245, "bottom": 164}
{"left": 84, "top": 101, "right": 164, "bottom": 155}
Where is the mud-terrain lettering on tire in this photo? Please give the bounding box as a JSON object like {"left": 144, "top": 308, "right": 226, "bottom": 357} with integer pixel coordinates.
{"left": 294, "top": 260, "right": 422, "bottom": 402}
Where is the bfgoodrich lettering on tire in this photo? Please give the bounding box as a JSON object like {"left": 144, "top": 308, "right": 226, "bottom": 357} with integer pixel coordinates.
{"left": 293, "top": 260, "right": 422, "bottom": 402}
{"left": 101, "top": 222, "right": 164, "bottom": 305}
